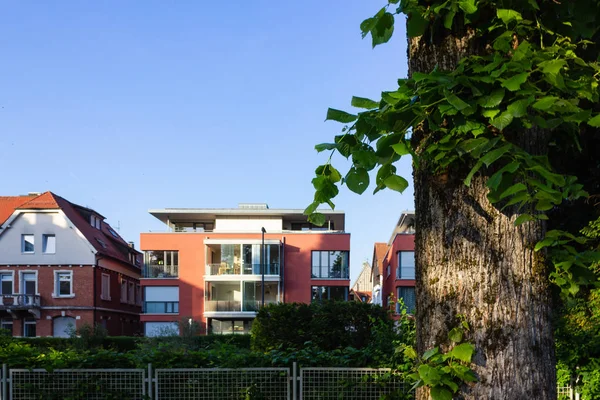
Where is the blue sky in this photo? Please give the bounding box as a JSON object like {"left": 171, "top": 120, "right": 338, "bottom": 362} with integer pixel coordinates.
{"left": 0, "top": 1, "right": 412, "bottom": 284}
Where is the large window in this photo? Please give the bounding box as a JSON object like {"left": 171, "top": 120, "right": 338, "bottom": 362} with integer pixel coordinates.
{"left": 397, "top": 251, "right": 415, "bottom": 279}
{"left": 0, "top": 273, "right": 13, "bottom": 295}
{"left": 311, "top": 286, "right": 348, "bottom": 302}
{"left": 144, "top": 251, "right": 179, "bottom": 278}
{"left": 21, "top": 234, "right": 34, "bottom": 253}
{"left": 23, "top": 318, "right": 36, "bottom": 337}
{"left": 101, "top": 274, "right": 111, "bottom": 300}
{"left": 144, "top": 286, "right": 179, "bottom": 314}
{"left": 54, "top": 271, "right": 73, "bottom": 297}
{"left": 311, "top": 251, "right": 349, "bottom": 279}
{"left": 1, "top": 319, "right": 13, "bottom": 335}
{"left": 396, "top": 287, "right": 416, "bottom": 314}
{"left": 42, "top": 234, "right": 56, "bottom": 254}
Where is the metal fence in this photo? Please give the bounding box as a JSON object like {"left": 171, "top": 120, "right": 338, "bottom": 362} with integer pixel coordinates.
{"left": 300, "top": 368, "right": 405, "bottom": 400}
{"left": 6, "top": 367, "right": 145, "bottom": 400}
{"left": 155, "top": 368, "right": 290, "bottom": 400}
{"left": 0, "top": 364, "right": 580, "bottom": 400}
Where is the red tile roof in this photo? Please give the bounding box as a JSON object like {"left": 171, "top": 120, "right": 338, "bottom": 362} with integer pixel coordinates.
{"left": 0, "top": 195, "right": 36, "bottom": 226}
{"left": 351, "top": 290, "right": 372, "bottom": 303}
{"left": 1, "top": 191, "right": 140, "bottom": 267}
{"left": 372, "top": 242, "right": 389, "bottom": 277}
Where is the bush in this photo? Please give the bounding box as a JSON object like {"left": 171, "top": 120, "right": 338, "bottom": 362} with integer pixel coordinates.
{"left": 251, "top": 301, "right": 395, "bottom": 352}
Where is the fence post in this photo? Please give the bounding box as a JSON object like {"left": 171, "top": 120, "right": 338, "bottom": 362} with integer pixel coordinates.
{"left": 148, "top": 363, "right": 153, "bottom": 400}
{"left": 1, "top": 364, "right": 6, "bottom": 400}
{"left": 292, "top": 362, "right": 297, "bottom": 400}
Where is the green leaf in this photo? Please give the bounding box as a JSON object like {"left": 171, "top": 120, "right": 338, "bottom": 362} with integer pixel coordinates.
{"left": 392, "top": 141, "right": 410, "bottom": 156}
{"left": 407, "top": 12, "right": 428, "bottom": 38}
{"left": 458, "top": 138, "right": 488, "bottom": 155}
{"left": 527, "top": 165, "right": 565, "bottom": 186}
{"left": 477, "top": 89, "right": 505, "bottom": 108}
{"left": 308, "top": 212, "right": 326, "bottom": 226}
{"left": 464, "top": 160, "right": 483, "bottom": 186}
{"left": 372, "top": 12, "right": 395, "bottom": 47}
{"left": 458, "top": 0, "right": 478, "bottom": 14}
{"left": 497, "top": 9, "right": 523, "bottom": 25}
{"left": 384, "top": 175, "right": 409, "bottom": 193}
{"left": 430, "top": 386, "right": 453, "bottom": 400}
{"left": 448, "top": 327, "right": 463, "bottom": 343}
{"left": 481, "top": 144, "right": 511, "bottom": 167}
{"left": 587, "top": 114, "right": 600, "bottom": 127}
{"left": 352, "top": 150, "right": 378, "bottom": 170}
{"left": 448, "top": 343, "right": 475, "bottom": 363}
{"left": 532, "top": 97, "right": 559, "bottom": 111}
{"left": 506, "top": 98, "right": 532, "bottom": 118}
{"left": 491, "top": 112, "right": 514, "bottom": 131}
{"left": 351, "top": 96, "right": 379, "bottom": 109}
{"left": 326, "top": 108, "right": 357, "bottom": 123}
{"left": 514, "top": 214, "right": 535, "bottom": 226}
{"left": 538, "top": 59, "right": 567, "bottom": 76}
{"left": 501, "top": 73, "right": 529, "bottom": 92}
{"left": 304, "top": 202, "right": 319, "bottom": 215}
{"left": 443, "top": 11, "right": 456, "bottom": 30}
{"left": 360, "top": 17, "right": 378, "bottom": 39}
{"left": 423, "top": 347, "right": 439, "bottom": 361}
{"left": 487, "top": 161, "right": 520, "bottom": 191}
{"left": 345, "top": 167, "right": 370, "bottom": 195}
{"left": 315, "top": 143, "right": 337, "bottom": 153}
{"left": 444, "top": 90, "right": 470, "bottom": 111}
{"left": 499, "top": 182, "right": 527, "bottom": 200}
{"left": 418, "top": 364, "right": 441, "bottom": 386}
{"left": 482, "top": 109, "right": 501, "bottom": 119}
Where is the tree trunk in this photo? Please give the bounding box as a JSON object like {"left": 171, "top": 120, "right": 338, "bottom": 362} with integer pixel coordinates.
{"left": 409, "top": 30, "right": 557, "bottom": 399}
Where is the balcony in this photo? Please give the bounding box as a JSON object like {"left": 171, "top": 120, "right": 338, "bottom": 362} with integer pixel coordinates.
{"left": 205, "top": 263, "right": 280, "bottom": 276}
{"left": 0, "top": 294, "right": 41, "bottom": 309}
{"left": 143, "top": 264, "right": 179, "bottom": 279}
{"left": 204, "top": 299, "right": 277, "bottom": 312}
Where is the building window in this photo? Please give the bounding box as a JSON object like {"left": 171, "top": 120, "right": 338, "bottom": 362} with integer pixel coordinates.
{"left": 20, "top": 272, "right": 37, "bottom": 295}
{"left": 54, "top": 271, "right": 73, "bottom": 297}
{"left": 397, "top": 287, "right": 416, "bottom": 314}
{"left": 136, "top": 284, "right": 142, "bottom": 306}
{"left": 311, "top": 286, "right": 348, "bottom": 302}
{"left": 90, "top": 215, "right": 101, "bottom": 229}
{"left": 1, "top": 318, "right": 13, "bottom": 335}
{"left": 23, "top": 318, "right": 36, "bottom": 337}
{"left": 42, "top": 234, "right": 56, "bottom": 254}
{"left": 121, "top": 279, "right": 128, "bottom": 303}
{"left": 0, "top": 272, "right": 14, "bottom": 295}
{"left": 21, "top": 234, "right": 35, "bottom": 253}
{"left": 144, "top": 301, "right": 179, "bottom": 313}
{"left": 311, "top": 251, "right": 349, "bottom": 279}
{"left": 143, "top": 250, "right": 179, "bottom": 278}
{"left": 128, "top": 282, "right": 135, "bottom": 305}
{"left": 397, "top": 251, "right": 415, "bottom": 279}
{"left": 101, "top": 273, "right": 111, "bottom": 300}
{"left": 386, "top": 265, "right": 391, "bottom": 278}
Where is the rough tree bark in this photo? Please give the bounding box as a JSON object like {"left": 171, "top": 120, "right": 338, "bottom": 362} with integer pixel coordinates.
{"left": 409, "top": 29, "right": 557, "bottom": 400}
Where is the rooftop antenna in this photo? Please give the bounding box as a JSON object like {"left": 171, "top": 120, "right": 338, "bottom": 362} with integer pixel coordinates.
{"left": 116, "top": 221, "right": 121, "bottom": 232}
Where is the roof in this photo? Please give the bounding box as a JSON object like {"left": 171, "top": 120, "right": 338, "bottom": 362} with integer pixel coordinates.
{"left": 372, "top": 242, "right": 389, "bottom": 277}
{"left": 350, "top": 290, "right": 372, "bottom": 303}
{"left": 387, "top": 212, "right": 416, "bottom": 245}
{"left": 0, "top": 196, "right": 35, "bottom": 226}
{"left": 1, "top": 191, "right": 140, "bottom": 266}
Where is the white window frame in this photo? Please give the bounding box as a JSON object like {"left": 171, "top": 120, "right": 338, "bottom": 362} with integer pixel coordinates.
{"left": 42, "top": 234, "right": 56, "bottom": 254}
{"left": 128, "top": 281, "right": 135, "bottom": 305}
{"left": 53, "top": 271, "right": 74, "bottom": 298}
{"left": 21, "top": 234, "right": 35, "bottom": 254}
{"left": 1, "top": 318, "right": 13, "bottom": 335}
{"left": 386, "top": 265, "right": 390, "bottom": 278}
{"left": 19, "top": 271, "right": 39, "bottom": 295}
{"left": 23, "top": 318, "right": 36, "bottom": 337}
{"left": 101, "top": 273, "right": 111, "bottom": 300}
{"left": 0, "top": 271, "right": 15, "bottom": 295}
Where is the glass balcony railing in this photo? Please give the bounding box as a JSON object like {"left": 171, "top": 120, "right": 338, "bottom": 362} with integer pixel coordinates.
{"left": 205, "top": 263, "right": 280, "bottom": 276}
{"left": 143, "top": 264, "right": 178, "bottom": 278}
{"left": 204, "top": 299, "right": 278, "bottom": 312}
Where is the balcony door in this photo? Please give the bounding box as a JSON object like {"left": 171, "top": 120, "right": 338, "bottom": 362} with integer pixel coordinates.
{"left": 20, "top": 273, "right": 37, "bottom": 306}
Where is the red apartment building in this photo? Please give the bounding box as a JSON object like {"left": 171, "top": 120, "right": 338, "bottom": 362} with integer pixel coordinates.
{"left": 0, "top": 192, "right": 142, "bottom": 337}
{"left": 140, "top": 203, "right": 350, "bottom": 335}
{"left": 371, "top": 212, "right": 415, "bottom": 316}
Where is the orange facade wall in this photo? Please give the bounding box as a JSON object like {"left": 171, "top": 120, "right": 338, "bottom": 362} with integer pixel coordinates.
{"left": 140, "top": 232, "right": 351, "bottom": 328}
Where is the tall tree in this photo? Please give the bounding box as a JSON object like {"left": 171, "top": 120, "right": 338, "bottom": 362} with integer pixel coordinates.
{"left": 307, "top": 1, "right": 600, "bottom": 398}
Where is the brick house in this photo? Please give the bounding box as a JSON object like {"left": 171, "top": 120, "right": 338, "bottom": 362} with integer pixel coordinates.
{"left": 371, "top": 212, "right": 415, "bottom": 316}
{"left": 0, "top": 192, "right": 142, "bottom": 337}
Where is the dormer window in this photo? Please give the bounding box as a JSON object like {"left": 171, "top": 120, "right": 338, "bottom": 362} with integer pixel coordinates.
{"left": 90, "top": 215, "right": 101, "bottom": 229}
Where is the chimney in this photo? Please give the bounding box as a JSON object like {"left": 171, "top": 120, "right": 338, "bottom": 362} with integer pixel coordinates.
{"left": 128, "top": 241, "right": 135, "bottom": 249}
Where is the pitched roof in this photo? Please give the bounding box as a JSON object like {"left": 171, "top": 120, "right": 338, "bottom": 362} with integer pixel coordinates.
{"left": 372, "top": 242, "right": 389, "bottom": 277}
{"left": 1, "top": 191, "right": 140, "bottom": 266}
{"left": 0, "top": 195, "right": 35, "bottom": 226}
{"left": 350, "top": 290, "right": 372, "bottom": 303}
